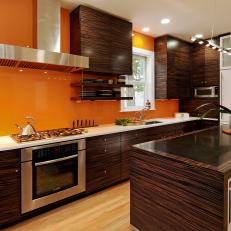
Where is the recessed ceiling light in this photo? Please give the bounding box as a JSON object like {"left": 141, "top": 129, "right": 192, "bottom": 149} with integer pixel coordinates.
{"left": 19, "top": 69, "right": 23, "bottom": 72}
{"left": 195, "top": 34, "right": 203, "bottom": 38}
{"left": 161, "top": 18, "right": 170, "bottom": 24}
{"left": 142, "top": 27, "right": 150, "bottom": 32}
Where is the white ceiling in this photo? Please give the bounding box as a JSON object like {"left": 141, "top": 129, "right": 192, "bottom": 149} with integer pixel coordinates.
{"left": 61, "top": 0, "right": 231, "bottom": 41}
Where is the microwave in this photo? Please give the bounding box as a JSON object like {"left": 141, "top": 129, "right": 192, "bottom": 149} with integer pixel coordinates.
{"left": 194, "top": 86, "right": 219, "bottom": 98}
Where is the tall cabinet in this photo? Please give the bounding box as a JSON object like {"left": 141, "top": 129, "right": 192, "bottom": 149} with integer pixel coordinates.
{"left": 155, "top": 35, "right": 192, "bottom": 99}
{"left": 70, "top": 5, "right": 132, "bottom": 75}
{"left": 220, "top": 35, "right": 231, "bottom": 124}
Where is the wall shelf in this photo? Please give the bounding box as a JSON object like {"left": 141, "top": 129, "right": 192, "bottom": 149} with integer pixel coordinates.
{"left": 71, "top": 97, "right": 133, "bottom": 101}
{"left": 71, "top": 83, "right": 133, "bottom": 88}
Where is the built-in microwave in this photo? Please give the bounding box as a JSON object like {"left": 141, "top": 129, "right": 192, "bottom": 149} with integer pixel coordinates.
{"left": 194, "top": 86, "right": 219, "bottom": 98}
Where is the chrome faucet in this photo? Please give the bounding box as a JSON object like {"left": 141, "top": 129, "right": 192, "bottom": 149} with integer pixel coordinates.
{"left": 15, "top": 116, "right": 36, "bottom": 136}
{"left": 133, "top": 101, "right": 151, "bottom": 124}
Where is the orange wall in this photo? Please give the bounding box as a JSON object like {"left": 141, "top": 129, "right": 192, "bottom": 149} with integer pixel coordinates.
{"left": 0, "top": 1, "right": 179, "bottom": 136}
{"left": 133, "top": 31, "right": 154, "bottom": 51}
{"left": 0, "top": 0, "right": 34, "bottom": 48}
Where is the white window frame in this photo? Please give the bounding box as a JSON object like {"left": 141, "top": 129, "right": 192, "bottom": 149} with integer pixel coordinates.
{"left": 121, "top": 47, "right": 155, "bottom": 112}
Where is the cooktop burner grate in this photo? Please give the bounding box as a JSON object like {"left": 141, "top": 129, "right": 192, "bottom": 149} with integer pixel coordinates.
{"left": 11, "top": 128, "right": 85, "bottom": 143}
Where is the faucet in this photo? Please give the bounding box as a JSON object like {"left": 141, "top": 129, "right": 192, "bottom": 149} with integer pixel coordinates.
{"left": 133, "top": 100, "right": 151, "bottom": 124}
{"left": 15, "top": 116, "right": 36, "bottom": 136}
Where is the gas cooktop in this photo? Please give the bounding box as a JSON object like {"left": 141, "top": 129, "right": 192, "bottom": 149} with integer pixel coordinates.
{"left": 11, "top": 128, "right": 86, "bottom": 143}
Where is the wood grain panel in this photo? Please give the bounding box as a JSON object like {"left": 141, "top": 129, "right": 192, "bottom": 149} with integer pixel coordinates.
{"left": 110, "top": 15, "right": 132, "bottom": 75}
{"left": 155, "top": 36, "right": 168, "bottom": 99}
{"left": 0, "top": 149, "right": 21, "bottom": 226}
{"left": 86, "top": 133, "right": 121, "bottom": 148}
{"left": 155, "top": 35, "right": 192, "bottom": 100}
{"left": 130, "top": 148, "right": 225, "bottom": 231}
{"left": 191, "top": 42, "right": 220, "bottom": 87}
{"left": 70, "top": 5, "right": 132, "bottom": 75}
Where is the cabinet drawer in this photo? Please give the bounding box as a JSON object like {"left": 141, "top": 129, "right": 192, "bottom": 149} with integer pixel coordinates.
{"left": 86, "top": 133, "right": 121, "bottom": 148}
{"left": 0, "top": 150, "right": 20, "bottom": 166}
{"left": 87, "top": 163, "right": 121, "bottom": 193}
{"left": 87, "top": 150, "right": 121, "bottom": 168}
{"left": 121, "top": 129, "right": 147, "bottom": 142}
{"left": 87, "top": 141, "right": 120, "bottom": 153}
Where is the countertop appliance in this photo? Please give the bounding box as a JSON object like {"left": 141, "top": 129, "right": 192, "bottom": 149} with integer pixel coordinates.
{"left": 194, "top": 86, "right": 218, "bottom": 98}
{"left": 21, "top": 139, "right": 86, "bottom": 213}
{"left": 11, "top": 128, "right": 85, "bottom": 143}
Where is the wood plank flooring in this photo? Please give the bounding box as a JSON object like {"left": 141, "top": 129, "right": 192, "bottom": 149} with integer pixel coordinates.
{"left": 4, "top": 182, "right": 131, "bottom": 231}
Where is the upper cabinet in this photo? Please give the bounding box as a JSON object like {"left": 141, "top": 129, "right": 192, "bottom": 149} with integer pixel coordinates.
{"left": 70, "top": 5, "right": 132, "bottom": 75}
{"left": 220, "top": 35, "right": 231, "bottom": 69}
{"left": 192, "top": 43, "right": 220, "bottom": 87}
{"left": 155, "top": 35, "right": 192, "bottom": 99}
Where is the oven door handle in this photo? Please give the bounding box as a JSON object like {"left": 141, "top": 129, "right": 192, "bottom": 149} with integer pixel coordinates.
{"left": 34, "top": 154, "right": 78, "bottom": 166}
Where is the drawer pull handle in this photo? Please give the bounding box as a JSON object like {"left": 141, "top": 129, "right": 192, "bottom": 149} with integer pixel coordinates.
{"left": 104, "top": 138, "right": 107, "bottom": 142}
{"left": 15, "top": 169, "right": 19, "bottom": 173}
{"left": 104, "top": 170, "right": 107, "bottom": 175}
{"left": 104, "top": 149, "right": 107, "bottom": 153}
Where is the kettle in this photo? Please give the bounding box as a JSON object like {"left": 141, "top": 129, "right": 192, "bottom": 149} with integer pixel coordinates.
{"left": 15, "top": 116, "right": 36, "bottom": 136}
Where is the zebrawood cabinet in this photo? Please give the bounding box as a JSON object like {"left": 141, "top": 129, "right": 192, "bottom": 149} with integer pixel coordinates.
{"left": 0, "top": 150, "right": 21, "bottom": 225}
{"left": 155, "top": 35, "right": 192, "bottom": 99}
{"left": 70, "top": 5, "right": 132, "bottom": 75}
{"left": 86, "top": 134, "right": 121, "bottom": 193}
{"left": 192, "top": 43, "right": 220, "bottom": 87}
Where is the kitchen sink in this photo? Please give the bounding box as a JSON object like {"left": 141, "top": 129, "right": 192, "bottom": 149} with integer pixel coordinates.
{"left": 144, "top": 121, "right": 163, "bottom": 125}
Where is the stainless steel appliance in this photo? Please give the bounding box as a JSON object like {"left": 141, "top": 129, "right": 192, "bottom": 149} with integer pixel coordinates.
{"left": 194, "top": 86, "right": 219, "bottom": 98}
{"left": 21, "top": 139, "right": 86, "bottom": 213}
{"left": 0, "top": 0, "right": 89, "bottom": 72}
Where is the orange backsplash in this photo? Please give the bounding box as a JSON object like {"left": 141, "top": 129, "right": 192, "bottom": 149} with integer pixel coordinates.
{"left": 0, "top": 67, "right": 178, "bottom": 136}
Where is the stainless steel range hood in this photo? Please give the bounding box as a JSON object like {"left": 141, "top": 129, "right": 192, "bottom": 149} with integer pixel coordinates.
{"left": 0, "top": 0, "right": 89, "bottom": 72}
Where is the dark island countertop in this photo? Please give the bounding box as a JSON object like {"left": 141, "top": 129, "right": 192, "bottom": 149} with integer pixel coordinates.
{"left": 134, "top": 125, "right": 231, "bottom": 173}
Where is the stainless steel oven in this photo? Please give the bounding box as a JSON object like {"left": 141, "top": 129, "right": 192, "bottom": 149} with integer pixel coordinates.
{"left": 21, "top": 139, "right": 86, "bottom": 213}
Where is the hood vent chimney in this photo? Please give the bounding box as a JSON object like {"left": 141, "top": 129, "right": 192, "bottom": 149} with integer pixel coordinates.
{"left": 37, "top": 0, "right": 61, "bottom": 52}
{"left": 0, "top": 0, "right": 89, "bottom": 72}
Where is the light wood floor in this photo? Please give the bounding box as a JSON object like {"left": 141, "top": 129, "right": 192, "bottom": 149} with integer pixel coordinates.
{"left": 4, "top": 181, "right": 131, "bottom": 231}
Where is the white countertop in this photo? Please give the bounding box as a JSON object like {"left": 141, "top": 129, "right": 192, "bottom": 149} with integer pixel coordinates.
{"left": 0, "top": 117, "right": 200, "bottom": 152}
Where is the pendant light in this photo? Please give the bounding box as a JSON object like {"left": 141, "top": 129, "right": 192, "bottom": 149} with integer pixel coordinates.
{"left": 191, "top": 0, "right": 231, "bottom": 55}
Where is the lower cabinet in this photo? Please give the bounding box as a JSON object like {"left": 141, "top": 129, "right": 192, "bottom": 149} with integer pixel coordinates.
{"left": 86, "top": 120, "right": 217, "bottom": 187}
{"left": 86, "top": 134, "right": 121, "bottom": 193}
{"left": 0, "top": 150, "right": 21, "bottom": 225}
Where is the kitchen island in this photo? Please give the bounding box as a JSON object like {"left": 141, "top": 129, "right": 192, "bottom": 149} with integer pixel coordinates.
{"left": 130, "top": 125, "right": 231, "bottom": 231}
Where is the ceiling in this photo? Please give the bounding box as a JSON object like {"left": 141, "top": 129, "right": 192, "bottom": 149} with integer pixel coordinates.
{"left": 61, "top": 0, "right": 231, "bottom": 41}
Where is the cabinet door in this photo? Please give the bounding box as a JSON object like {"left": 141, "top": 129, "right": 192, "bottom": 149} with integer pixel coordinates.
{"left": 110, "top": 16, "right": 132, "bottom": 75}
{"left": 192, "top": 45, "right": 205, "bottom": 87}
{"left": 221, "top": 70, "right": 231, "bottom": 123}
{"left": 221, "top": 36, "right": 231, "bottom": 69}
{"left": 86, "top": 134, "right": 121, "bottom": 193}
{"left": 167, "top": 36, "right": 191, "bottom": 99}
{"left": 0, "top": 150, "right": 21, "bottom": 225}
{"left": 71, "top": 5, "right": 132, "bottom": 74}
{"left": 72, "top": 6, "right": 111, "bottom": 73}
{"left": 204, "top": 46, "right": 220, "bottom": 86}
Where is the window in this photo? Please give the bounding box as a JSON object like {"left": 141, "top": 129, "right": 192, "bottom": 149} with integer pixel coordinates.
{"left": 121, "top": 47, "right": 154, "bottom": 112}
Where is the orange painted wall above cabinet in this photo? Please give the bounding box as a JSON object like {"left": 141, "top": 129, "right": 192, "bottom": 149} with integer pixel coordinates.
{"left": 133, "top": 31, "right": 154, "bottom": 51}
{"left": 0, "top": 0, "right": 34, "bottom": 47}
